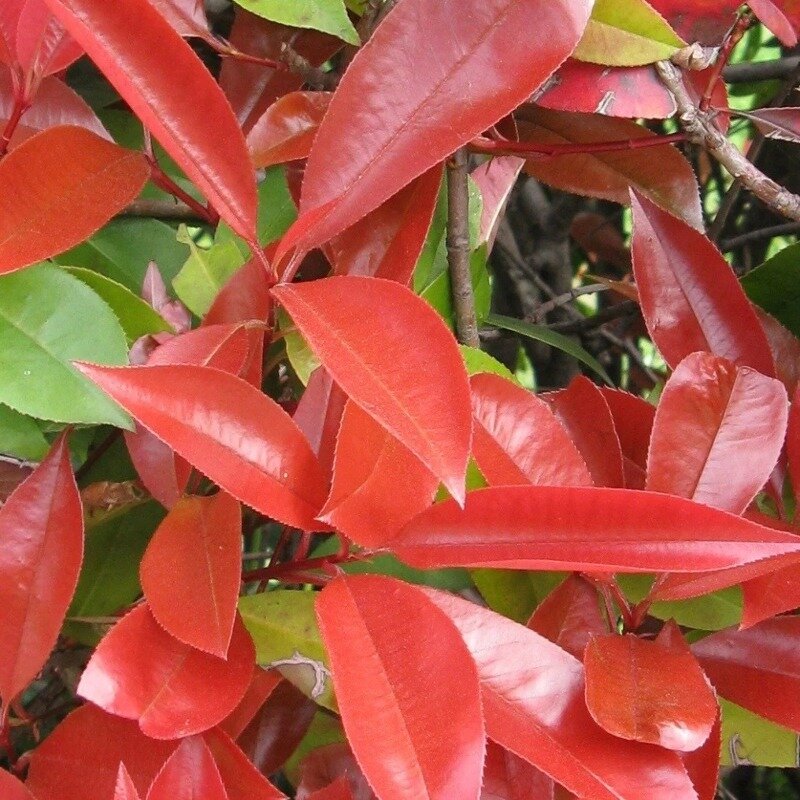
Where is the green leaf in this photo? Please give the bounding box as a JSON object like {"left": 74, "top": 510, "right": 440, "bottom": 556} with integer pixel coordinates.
{"left": 0, "top": 265, "right": 131, "bottom": 427}
{"left": 720, "top": 698, "right": 799, "bottom": 767}
{"left": 231, "top": 0, "right": 359, "bottom": 44}
{"left": 459, "top": 345, "right": 517, "bottom": 382}
{"left": 741, "top": 243, "right": 800, "bottom": 337}
{"left": 0, "top": 405, "right": 49, "bottom": 461}
{"left": 619, "top": 575, "right": 742, "bottom": 631}
{"left": 485, "top": 312, "right": 613, "bottom": 386}
{"left": 283, "top": 711, "right": 345, "bottom": 785}
{"left": 217, "top": 166, "right": 298, "bottom": 254}
{"left": 173, "top": 226, "right": 246, "bottom": 316}
{"left": 574, "top": 0, "right": 685, "bottom": 66}
{"left": 63, "top": 267, "right": 172, "bottom": 342}
{"left": 471, "top": 570, "right": 566, "bottom": 623}
{"left": 421, "top": 246, "right": 490, "bottom": 327}
{"left": 279, "top": 308, "right": 320, "bottom": 386}
{"left": 65, "top": 500, "right": 165, "bottom": 645}
{"left": 239, "top": 589, "right": 335, "bottom": 710}
{"left": 55, "top": 218, "right": 188, "bottom": 292}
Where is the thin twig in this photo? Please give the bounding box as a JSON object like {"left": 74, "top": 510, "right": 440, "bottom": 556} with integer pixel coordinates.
{"left": 469, "top": 132, "right": 686, "bottom": 159}
{"left": 548, "top": 301, "right": 639, "bottom": 335}
{"left": 724, "top": 55, "right": 800, "bottom": 83}
{"left": 446, "top": 148, "right": 480, "bottom": 347}
{"left": 657, "top": 60, "right": 800, "bottom": 223}
{"left": 721, "top": 221, "right": 800, "bottom": 251}
{"left": 532, "top": 284, "right": 608, "bottom": 322}
{"left": 117, "top": 199, "right": 206, "bottom": 223}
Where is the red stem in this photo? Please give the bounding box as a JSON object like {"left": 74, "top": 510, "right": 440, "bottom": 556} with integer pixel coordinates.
{"left": 468, "top": 132, "right": 687, "bottom": 158}
{"left": 0, "top": 95, "right": 30, "bottom": 158}
{"left": 217, "top": 48, "right": 283, "bottom": 71}
{"left": 700, "top": 11, "right": 753, "bottom": 112}
{"left": 243, "top": 552, "right": 357, "bottom": 584}
{"left": 147, "top": 159, "right": 218, "bottom": 225}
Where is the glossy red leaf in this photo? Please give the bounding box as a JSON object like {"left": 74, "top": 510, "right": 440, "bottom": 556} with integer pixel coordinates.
{"left": 470, "top": 372, "right": 592, "bottom": 488}
{"left": 745, "top": 107, "right": 800, "bottom": 143}
{"left": 78, "top": 603, "right": 254, "bottom": 739}
{"left": 248, "top": 91, "right": 331, "bottom": 168}
{"left": 149, "top": 323, "right": 256, "bottom": 375}
{"left": 203, "top": 726, "right": 287, "bottom": 800}
{"left": 146, "top": 737, "right": 227, "bottom": 800}
{"left": 647, "top": 352, "right": 787, "bottom": 513}
{"left": 647, "top": 0, "right": 740, "bottom": 45}
{"left": 534, "top": 60, "right": 676, "bottom": 119}
{"left": 307, "top": 777, "right": 354, "bottom": 800}
{"left": 124, "top": 425, "right": 191, "bottom": 510}
{"left": 114, "top": 765, "right": 142, "bottom": 800}
{"left": 204, "top": 256, "right": 273, "bottom": 327}
{"left": 517, "top": 108, "right": 703, "bottom": 230}
{"left": 26, "top": 704, "right": 178, "bottom": 800}
{"left": 316, "top": 575, "right": 485, "bottom": 800}
{"left": 15, "top": 0, "right": 82, "bottom": 77}
{"left": 0, "top": 431, "right": 81, "bottom": 704}
{"left": 218, "top": 666, "right": 282, "bottom": 740}
{"left": 545, "top": 376, "right": 625, "bottom": 488}
{"left": 140, "top": 492, "right": 242, "bottom": 657}
{"left": 599, "top": 388, "right": 655, "bottom": 474}
{"left": 219, "top": 11, "right": 340, "bottom": 135}
{"left": 391, "top": 485, "right": 800, "bottom": 578}
{"left": 293, "top": 367, "right": 347, "bottom": 487}
{"left": 42, "top": 0, "right": 257, "bottom": 242}
{"left": 681, "top": 710, "right": 721, "bottom": 800}
{"left": 277, "top": 0, "right": 593, "bottom": 260}
{"left": 421, "top": 588, "right": 695, "bottom": 800}
{"left": 631, "top": 191, "right": 775, "bottom": 375}
{"left": 0, "top": 770, "right": 36, "bottom": 800}
{"left": 273, "top": 277, "right": 472, "bottom": 504}
{"left": 749, "top": 0, "right": 798, "bottom": 46}
{"left": 756, "top": 307, "right": 800, "bottom": 395}
{"left": 296, "top": 743, "right": 375, "bottom": 800}
{"left": 145, "top": 0, "right": 213, "bottom": 43}
{"left": 76, "top": 363, "right": 328, "bottom": 530}
{"left": 692, "top": 617, "right": 800, "bottom": 731}
{"left": 330, "top": 165, "right": 443, "bottom": 285}
{"left": 237, "top": 679, "right": 316, "bottom": 776}
{"left": 741, "top": 561, "right": 800, "bottom": 628}
{"left": 320, "top": 400, "right": 438, "bottom": 547}
{"left": 527, "top": 574, "right": 607, "bottom": 659}
{"left": 0, "top": 125, "right": 148, "bottom": 273}
{"left": 481, "top": 741, "right": 554, "bottom": 800}
{"left": 584, "top": 626, "right": 717, "bottom": 751}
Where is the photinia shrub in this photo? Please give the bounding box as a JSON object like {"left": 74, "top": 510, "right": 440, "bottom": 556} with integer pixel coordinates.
{"left": 3, "top": 0, "right": 800, "bottom": 798}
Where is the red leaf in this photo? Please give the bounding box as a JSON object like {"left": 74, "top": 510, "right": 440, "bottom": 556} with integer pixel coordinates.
{"left": 306, "top": 777, "right": 354, "bottom": 800}
{"left": 140, "top": 492, "right": 242, "bottom": 657}
{"left": 599, "top": 388, "right": 655, "bottom": 474}
{"left": 583, "top": 626, "right": 717, "bottom": 751}
{"left": 741, "top": 561, "right": 800, "bottom": 628}
{"left": 471, "top": 156, "right": 523, "bottom": 249}
{"left": 391, "top": 485, "right": 800, "bottom": 579}
{"left": 203, "top": 726, "right": 287, "bottom": 800}
{"left": 682, "top": 710, "right": 721, "bottom": 800}
{"left": 647, "top": 352, "right": 787, "bottom": 513}
{"left": 76, "top": 363, "right": 328, "bottom": 530}
{"left": 0, "top": 431, "right": 82, "bottom": 703}
{"left": 78, "top": 604, "right": 254, "bottom": 739}
{"left": 124, "top": 425, "right": 191, "bottom": 510}
{"left": 329, "top": 165, "right": 443, "bottom": 285}
{"left": 545, "top": 376, "right": 625, "bottom": 488}
{"left": 744, "top": 107, "right": 800, "bottom": 143}
{"left": 237, "top": 679, "right": 316, "bottom": 776}
{"left": 248, "top": 91, "right": 332, "bottom": 168}
{"left": 145, "top": 0, "right": 213, "bottom": 43}
{"left": 421, "top": 588, "right": 696, "bottom": 800}
{"left": 756, "top": 307, "right": 800, "bottom": 395}
{"left": 481, "top": 741, "right": 554, "bottom": 800}
{"left": 42, "top": 0, "right": 257, "bottom": 242}
{"left": 692, "top": 617, "right": 800, "bottom": 731}
{"left": 470, "top": 372, "right": 592, "bottom": 488}
{"left": 26, "top": 704, "right": 177, "bottom": 800}
{"left": 647, "top": 0, "right": 740, "bottom": 45}
{"left": 0, "top": 125, "right": 148, "bottom": 273}
{"left": 319, "top": 400, "right": 439, "bottom": 547}
{"left": 527, "top": 574, "right": 608, "bottom": 659}
{"left": 15, "top": 0, "right": 82, "bottom": 77}
{"left": 276, "top": 0, "right": 593, "bottom": 260}
{"left": 146, "top": 737, "right": 227, "bottom": 800}
{"left": 273, "top": 277, "right": 472, "bottom": 504}
{"left": 631, "top": 191, "right": 775, "bottom": 374}
{"left": 204, "top": 256, "right": 273, "bottom": 327}
{"left": 293, "top": 367, "right": 347, "bottom": 487}
{"left": 0, "top": 770, "right": 36, "bottom": 800}
{"left": 517, "top": 108, "right": 703, "bottom": 230}
{"left": 534, "top": 61, "right": 676, "bottom": 119}
{"left": 316, "top": 575, "right": 485, "bottom": 800}
{"left": 296, "top": 743, "right": 375, "bottom": 800}
{"left": 218, "top": 666, "right": 281, "bottom": 740}
{"left": 149, "top": 323, "right": 257, "bottom": 375}
{"left": 748, "top": 0, "right": 798, "bottom": 46}
{"left": 114, "top": 765, "right": 142, "bottom": 800}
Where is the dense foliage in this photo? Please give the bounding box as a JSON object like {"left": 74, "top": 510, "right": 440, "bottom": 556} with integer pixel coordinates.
{"left": 3, "top": 1, "right": 800, "bottom": 798}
